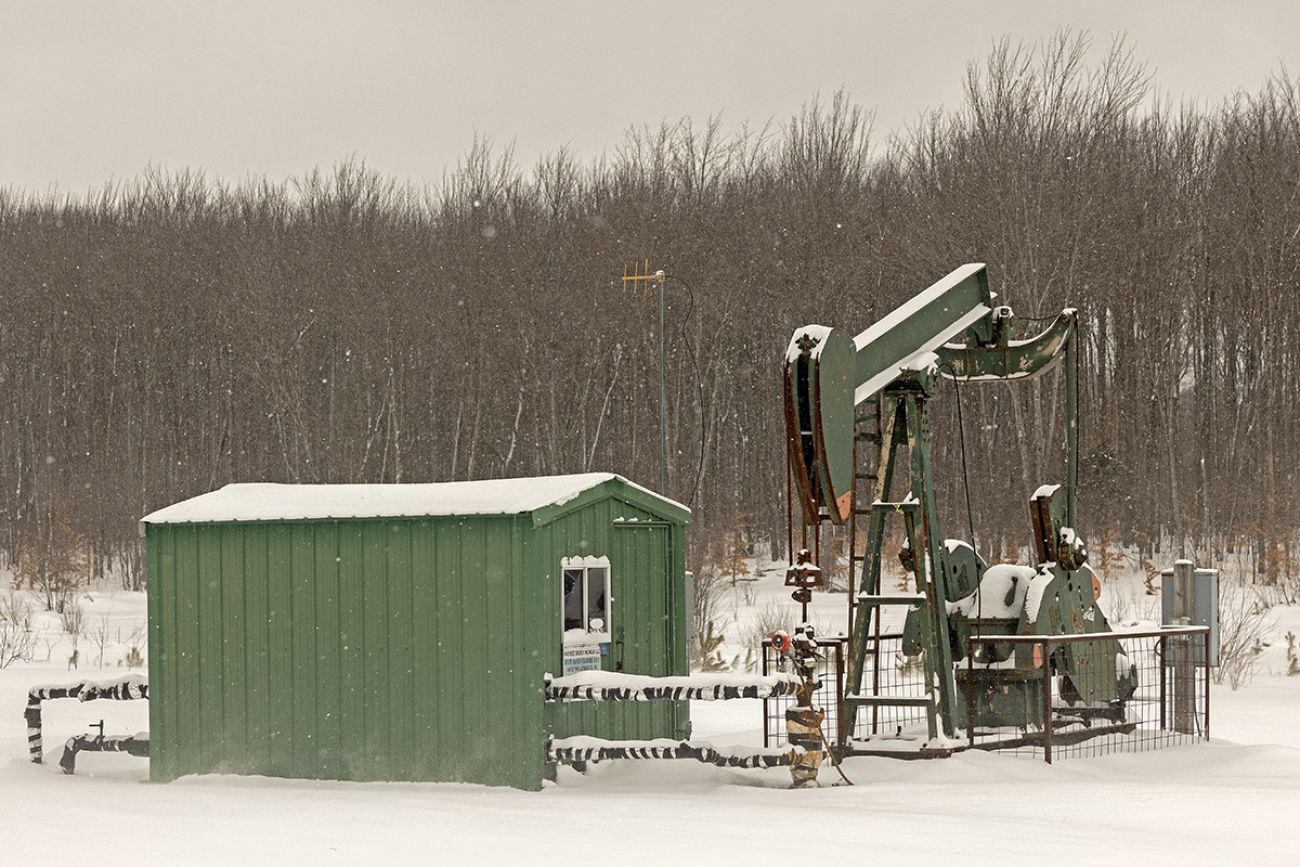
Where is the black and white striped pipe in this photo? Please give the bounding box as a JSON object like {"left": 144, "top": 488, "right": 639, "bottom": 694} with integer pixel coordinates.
{"left": 25, "top": 675, "right": 148, "bottom": 764}
{"left": 25, "top": 701, "right": 41, "bottom": 764}
{"left": 59, "top": 733, "right": 150, "bottom": 775}
{"left": 547, "top": 738, "right": 797, "bottom": 769}
{"left": 544, "top": 679, "right": 803, "bottom": 702}
{"left": 785, "top": 706, "right": 825, "bottom": 751}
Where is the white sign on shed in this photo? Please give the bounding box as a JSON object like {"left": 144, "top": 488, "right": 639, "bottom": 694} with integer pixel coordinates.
{"left": 562, "top": 643, "right": 602, "bottom": 676}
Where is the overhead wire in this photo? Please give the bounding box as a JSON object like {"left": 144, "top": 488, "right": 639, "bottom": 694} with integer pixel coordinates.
{"left": 938, "top": 359, "right": 980, "bottom": 625}
{"left": 937, "top": 360, "right": 977, "bottom": 553}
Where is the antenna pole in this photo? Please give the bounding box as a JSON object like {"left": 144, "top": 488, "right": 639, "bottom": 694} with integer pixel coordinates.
{"left": 621, "top": 261, "right": 671, "bottom": 496}
{"left": 657, "top": 272, "right": 667, "bottom": 494}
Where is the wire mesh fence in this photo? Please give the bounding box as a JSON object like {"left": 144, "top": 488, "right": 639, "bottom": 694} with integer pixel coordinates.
{"left": 760, "top": 633, "right": 932, "bottom": 748}
{"left": 847, "top": 632, "right": 931, "bottom": 740}
{"left": 761, "top": 637, "right": 845, "bottom": 748}
{"left": 963, "top": 627, "right": 1210, "bottom": 763}
{"left": 760, "top": 627, "right": 1210, "bottom": 762}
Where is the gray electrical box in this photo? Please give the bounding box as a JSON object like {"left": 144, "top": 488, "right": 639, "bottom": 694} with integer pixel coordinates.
{"left": 1160, "top": 561, "right": 1219, "bottom": 666}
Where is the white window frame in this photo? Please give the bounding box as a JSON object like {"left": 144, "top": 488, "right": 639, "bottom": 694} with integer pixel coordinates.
{"left": 561, "top": 555, "right": 612, "bottom": 645}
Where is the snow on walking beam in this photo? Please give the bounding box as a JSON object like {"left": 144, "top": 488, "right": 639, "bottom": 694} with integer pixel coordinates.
{"left": 543, "top": 670, "right": 803, "bottom": 702}
{"left": 548, "top": 736, "right": 800, "bottom": 769}
{"left": 24, "top": 674, "right": 148, "bottom": 764}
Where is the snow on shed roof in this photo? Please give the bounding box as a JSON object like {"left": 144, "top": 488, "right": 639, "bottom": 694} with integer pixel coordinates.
{"left": 140, "top": 473, "right": 686, "bottom": 525}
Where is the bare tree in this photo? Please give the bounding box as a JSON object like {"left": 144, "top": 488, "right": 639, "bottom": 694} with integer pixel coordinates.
{"left": 0, "top": 38, "right": 1295, "bottom": 592}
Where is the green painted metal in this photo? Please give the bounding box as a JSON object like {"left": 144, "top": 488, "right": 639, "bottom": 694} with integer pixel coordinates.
{"left": 784, "top": 326, "right": 856, "bottom": 524}
{"left": 813, "top": 329, "right": 856, "bottom": 523}
{"left": 933, "top": 309, "right": 1075, "bottom": 381}
{"left": 904, "top": 391, "right": 959, "bottom": 738}
{"left": 1065, "top": 327, "right": 1078, "bottom": 530}
{"left": 785, "top": 265, "right": 996, "bottom": 524}
{"left": 956, "top": 669, "right": 1044, "bottom": 728}
{"left": 934, "top": 309, "right": 1080, "bottom": 528}
{"left": 850, "top": 263, "right": 994, "bottom": 403}
{"left": 541, "top": 498, "right": 690, "bottom": 743}
{"left": 799, "top": 264, "right": 1111, "bottom": 741}
{"left": 530, "top": 481, "right": 691, "bottom": 528}
{"left": 942, "top": 540, "right": 985, "bottom": 602}
{"left": 146, "top": 477, "right": 688, "bottom": 790}
{"left": 845, "top": 389, "right": 960, "bottom": 739}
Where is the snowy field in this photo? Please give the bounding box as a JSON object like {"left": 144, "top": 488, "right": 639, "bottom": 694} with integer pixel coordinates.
{"left": 4, "top": 567, "right": 1300, "bottom": 865}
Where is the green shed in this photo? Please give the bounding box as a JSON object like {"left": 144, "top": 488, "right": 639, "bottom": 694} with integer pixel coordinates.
{"left": 140, "top": 472, "right": 691, "bottom": 790}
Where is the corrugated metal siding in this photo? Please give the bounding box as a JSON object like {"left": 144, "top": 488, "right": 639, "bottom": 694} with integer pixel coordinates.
{"left": 148, "top": 515, "right": 547, "bottom": 789}
{"left": 541, "top": 495, "right": 690, "bottom": 742}
{"left": 146, "top": 480, "right": 688, "bottom": 790}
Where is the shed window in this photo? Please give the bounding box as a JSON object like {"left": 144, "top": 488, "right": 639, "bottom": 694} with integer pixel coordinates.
{"left": 562, "top": 555, "right": 611, "bottom": 643}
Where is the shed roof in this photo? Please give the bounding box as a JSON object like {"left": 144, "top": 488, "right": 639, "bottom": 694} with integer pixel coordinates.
{"left": 140, "top": 472, "right": 689, "bottom": 526}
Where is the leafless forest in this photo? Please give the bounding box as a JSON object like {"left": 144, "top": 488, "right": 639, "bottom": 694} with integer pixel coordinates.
{"left": 1, "top": 36, "right": 1296, "bottom": 597}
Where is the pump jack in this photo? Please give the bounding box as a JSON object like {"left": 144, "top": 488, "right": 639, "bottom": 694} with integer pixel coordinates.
{"left": 783, "top": 263, "right": 1134, "bottom": 749}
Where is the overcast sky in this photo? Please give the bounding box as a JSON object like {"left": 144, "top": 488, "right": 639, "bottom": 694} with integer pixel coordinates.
{"left": 3, "top": 1, "right": 1299, "bottom": 193}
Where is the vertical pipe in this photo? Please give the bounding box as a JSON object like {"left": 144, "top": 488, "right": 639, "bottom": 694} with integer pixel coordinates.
{"left": 786, "top": 450, "right": 793, "bottom": 567}
{"left": 1041, "top": 640, "right": 1053, "bottom": 765}
{"left": 1158, "top": 635, "right": 1167, "bottom": 730}
{"left": 835, "top": 639, "right": 846, "bottom": 748}
{"left": 1065, "top": 324, "right": 1078, "bottom": 530}
{"left": 25, "top": 698, "right": 42, "bottom": 763}
{"left": 848, "top": 426, "right": 857, "bottom": 643}
{"left": 1203, "top": 631, "right": 1210, "bottom": 739}
{"left": 761, "top": 640, "right": 770, "bottom": 747}
{"left": 814, "top": 514, "right": 821, "bottom": 570}
{"left": 657, "top": 276, "right": 668, "bottom": 495}
{"left": 966, "top": 650, "right": 975, "bottom": 750}
{"left": 870, "top": 625, "right": 880, "bottom": 736}
{"left": 1173, "top": 561, "right": 1195, "bottom": 734}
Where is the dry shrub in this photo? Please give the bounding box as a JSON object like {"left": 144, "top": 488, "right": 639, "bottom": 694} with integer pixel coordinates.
{"left": 13, "top": 518, "right": 90, "bottom": 613}
{"left": 740, "top": 599, "right": 792, "bottom": 652}
{"left": 689, "top": 568, "right": 726, "bottom": 650}
{"left": 1214, "top": 583, "right": 1275, "bottom": 690}
{"left": 60, "top": 602, "right": 85, "bottom": 636}
{"left": 0, "top": 591, "right": 37, "bottom": 668}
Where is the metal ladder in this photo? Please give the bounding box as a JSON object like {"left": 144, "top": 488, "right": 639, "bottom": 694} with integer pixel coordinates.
{"left": 843, "top": 396, "right": 942, "bottom": 743}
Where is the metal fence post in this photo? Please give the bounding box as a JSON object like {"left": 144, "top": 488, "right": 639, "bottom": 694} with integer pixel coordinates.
{"left": 1172, "top": 561, "right": 1195, "bottom": 734}
{"left": 761, "top": 639, "right": 770, "bottom": 747}
{"left": 1203, "top": 632, "right": 1211, "bottom": 740}
{"left": 835, "top": 638, "right": 847, "bottom": 748}
{"left": 966, "top": 649, "right": 975, "bottom": 750}
{"left": 1158, "top": 635, "right": 1167, "bottom": 730}
{"left": 1041, "top": 639, "right": 1053, "bottom": 765}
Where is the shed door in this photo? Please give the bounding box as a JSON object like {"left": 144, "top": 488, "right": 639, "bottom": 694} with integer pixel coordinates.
{"left": 612, "top": 523, "right": 677, "bottom": 675}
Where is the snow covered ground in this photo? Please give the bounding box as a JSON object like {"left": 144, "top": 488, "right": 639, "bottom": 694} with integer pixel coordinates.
{"left": 3, "top": 566, "right": 1300, "bottom": 865}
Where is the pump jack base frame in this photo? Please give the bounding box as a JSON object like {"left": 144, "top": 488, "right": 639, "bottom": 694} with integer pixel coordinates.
{"left": 964, "top": 721, "right": 1139, "bottom": 753}
{"left": 838, "top": 744, "right": 959, "bottom": 760}
{"left": 838, "top": 713, "right": 1140, "bottom": 760}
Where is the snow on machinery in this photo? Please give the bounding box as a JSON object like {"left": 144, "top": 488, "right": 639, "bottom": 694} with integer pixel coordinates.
{"left": 783, "top": 263, "right": 1136, "bottom": 749}
{"left": 544, "top": 650, "right": 843, "bottom": 787}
